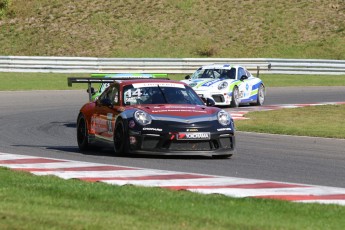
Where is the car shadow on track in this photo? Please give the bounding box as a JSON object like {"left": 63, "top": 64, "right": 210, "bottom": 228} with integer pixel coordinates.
{"left": 13, "top": 144, "right": 218, "bottom": 160}
{"left": 78, "top": 146, "right": 226, "bottom": 160}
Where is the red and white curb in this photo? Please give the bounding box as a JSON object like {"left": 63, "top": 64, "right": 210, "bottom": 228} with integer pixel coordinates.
{"left": 1, "top": 152, "right": 345, "bottom": 206}
{"left": 229, "top": 101, "right": 345, "bottom": 120}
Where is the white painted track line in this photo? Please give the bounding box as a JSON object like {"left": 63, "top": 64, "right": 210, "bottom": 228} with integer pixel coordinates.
{"left": 1, "top": 152, "right": 345, "bottom": 206}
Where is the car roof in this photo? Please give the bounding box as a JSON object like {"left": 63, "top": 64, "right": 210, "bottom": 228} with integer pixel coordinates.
{"left": 118, "top": 79, "right": 187, "bottom": 87}
{"left": 200, "top": 64, "right": 241, "bottom": 70}
{"left": 91, "top": 73, "right": 168, "bottom": 78}
{"left": 104, "top": 73, "right": 155, "bottom": 78}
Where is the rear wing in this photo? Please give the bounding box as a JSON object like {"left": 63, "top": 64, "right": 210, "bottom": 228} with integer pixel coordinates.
{"left": 67, "top": 77, "right": 170, "bottom": 102}
{"left": 90, "top": 73, "right": 168, "bottom": 78}
{"left": 67, "top": 77, "right": 120, "bottom": 87}
{"left": 67, "top": 77, "right": 170, "bottom": 87}
{"left": 68, "top": 77, "right": 120, "bottom": 102}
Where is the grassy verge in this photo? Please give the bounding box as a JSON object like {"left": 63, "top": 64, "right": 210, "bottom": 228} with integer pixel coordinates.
{"left": 235, "top": 104, "right": 345, "bottom": 139}
{"left": 1, "top": 167, "right": 344, "bottom": 230}
{"left": 1, "top": 1, "right": 345, "bottom": 59}
{"left": 0, "top": 72, "right": 182, "bottom": 91}
{"left": 1, "top": 72, "right": 345, "bottom": 91}
{"left": 0, "top": 72, "right": 89, "bottom": 91}
{"left": 259, "top": 74, "right": 345, "bottom": 87}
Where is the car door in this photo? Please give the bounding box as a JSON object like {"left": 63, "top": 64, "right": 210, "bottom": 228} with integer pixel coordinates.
{"left": 91, "top": 84, "right": 120, "bottom": 141}
{"left": 237, "top": 67, "right": 252, "bottom": 100}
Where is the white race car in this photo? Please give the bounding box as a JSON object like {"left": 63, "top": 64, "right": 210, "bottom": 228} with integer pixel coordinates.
{"left": 182, "top": 64, "right": 265, "bottom": 107}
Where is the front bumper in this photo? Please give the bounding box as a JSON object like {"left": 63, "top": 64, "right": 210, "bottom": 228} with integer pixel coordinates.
{"left": 195, "top": 91, "right": 232, "bottom": 106}
{"left": 127, "top": 130, "right": 236, "bottom": 156}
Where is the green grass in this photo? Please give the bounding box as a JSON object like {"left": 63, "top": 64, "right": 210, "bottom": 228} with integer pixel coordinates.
{"left": 259, "top": 74, "right": 345, "bottom": 87}
{"left": 0, "top": 72, "right": 89, "bottom": 91}
{"left": 1, "top": 0, "right": 345, "bottom": 59}
{"left": 1, "top": 1, "right": 345, "bottom": 226}
{"left": 236, "top": 105, "right": 345, "bottom": 139}
{"left": 1, "top": 167, "right": 344, "bottom": 230}
{"left": 0, "top": 73, "right": 184, "bottom": 91}
{"left": 1, "top": 72, "right": 345, "bottom": 91}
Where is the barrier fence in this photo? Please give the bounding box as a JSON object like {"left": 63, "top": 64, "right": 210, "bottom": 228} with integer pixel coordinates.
{"left": 1, "top": 56, "right": 345, "bottom": 75}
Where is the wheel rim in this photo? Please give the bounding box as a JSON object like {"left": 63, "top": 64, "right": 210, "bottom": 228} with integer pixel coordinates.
{"left": 258, "top": 86, "right": 265, "bottom": 104}
{"left": 77, "top": 118, "right": 86, "bottom": 145}
{"left": 233, "top": 88, "right": 240, "bottom": 106}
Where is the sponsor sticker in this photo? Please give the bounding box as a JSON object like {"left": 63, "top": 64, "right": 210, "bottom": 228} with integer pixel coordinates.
{"left": 201, "top": 79, "right": 222, "bottom": 87}
{"left": 107, "top": 113, "right": 113, "bottom": 120}
{"left": 143, "top": 127, "right": 163, "bottom": 132}
{"left": 177, "top": 132, "right": 210, "bottom": 140}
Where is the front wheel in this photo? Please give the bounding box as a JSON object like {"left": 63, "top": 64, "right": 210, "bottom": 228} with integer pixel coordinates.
{"left": 113, "top": 119, "right": 129, "bottom": 156}
{"left": 251, "top": 84, "right": 265, "bottom": 106}
{"left": 230, "top": 87, "right": 240, "bottom": 108}
{"left": 77, "top": 113, "right": 89, "bottom": 151}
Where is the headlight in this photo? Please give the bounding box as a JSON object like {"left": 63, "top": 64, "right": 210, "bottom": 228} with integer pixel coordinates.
{"left": 134, "top": 110, "right": 152, "bottom": 126}
{"left": 217, "top": 110, "right": 231, "bottom": 126}
{"left": 218, "top": 82, "right": 228, "bottom": 90}
{"left": 189, "top": 82, "right": 197, "bottom": 87}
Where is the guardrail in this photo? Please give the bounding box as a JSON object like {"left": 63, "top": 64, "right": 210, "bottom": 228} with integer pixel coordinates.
{"left": 0, "top": 56, "right": 345, "bottom": 75}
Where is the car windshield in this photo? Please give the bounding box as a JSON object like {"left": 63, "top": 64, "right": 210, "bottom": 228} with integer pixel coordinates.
{"left": 191, "top": 68, "right": 236, "bottom": 80}
{"left": 123, "top": 83, "right": 204, "bottom": 105}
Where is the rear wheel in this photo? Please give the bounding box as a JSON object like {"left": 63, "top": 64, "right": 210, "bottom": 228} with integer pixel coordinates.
{"left": 113, "top": 119, "right": 129, "bottom": 156}
{"left": 230, "top": 87, "right": 240, "bottom": 108}
{"left": 77, "top": 113, "right": 89, "bottom": 151}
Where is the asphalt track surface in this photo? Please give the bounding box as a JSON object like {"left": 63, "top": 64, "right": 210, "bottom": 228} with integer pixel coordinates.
{"left": 1, "top": 87, "right": 345, "bottom": 188}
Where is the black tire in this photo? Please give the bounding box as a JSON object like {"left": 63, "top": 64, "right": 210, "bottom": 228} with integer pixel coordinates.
{"left": 212, "top": 154, "right": 232, "bottom": 159}
{"left": 230, "top": 87, "right": 240, "bottom": 108}
{"left": 251, "top": 84, "right": 265, "bottom": 106}
{"left": 113, "top": 119, "right": 129, "bottom": 156}
{"left": 77, "top": 113, "right": 89, "bottom": 151}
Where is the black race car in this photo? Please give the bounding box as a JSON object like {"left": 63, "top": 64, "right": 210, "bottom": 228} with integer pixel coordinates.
{"left": 68, "top": 77, "right": 236, "bottom": 158}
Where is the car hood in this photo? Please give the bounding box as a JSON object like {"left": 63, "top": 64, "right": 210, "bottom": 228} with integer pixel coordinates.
{"left": 183, "top": 78, "right": 236, "bottom": 90}
{"left": 131, "top": 104, "right": 219, "bottom": 118}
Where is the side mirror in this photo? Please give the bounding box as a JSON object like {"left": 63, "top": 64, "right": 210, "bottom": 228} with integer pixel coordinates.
{"left": 87, "top": 87, "right": 95, "bottom": 95}
{"left": 185, "top": 75, "right": 191, "bottom": 79}
{"left": 240, "top": 75, "right": 248, "bottom": 81}
{"left": 206, "top": 98, "right": 216, "bottom": 107}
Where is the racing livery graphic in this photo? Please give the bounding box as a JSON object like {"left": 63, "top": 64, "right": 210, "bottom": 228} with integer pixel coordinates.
{"left": 68, "top": 78, "right": 236, "bottom": 158}
{"left": 182, "top": 64, "right": 265, "bottom": 107}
